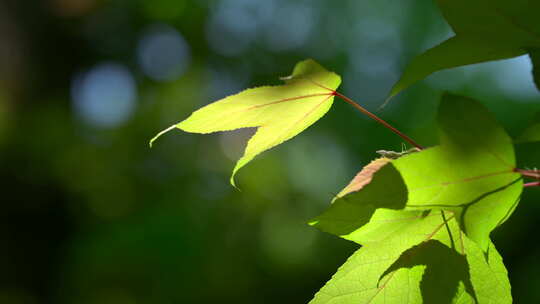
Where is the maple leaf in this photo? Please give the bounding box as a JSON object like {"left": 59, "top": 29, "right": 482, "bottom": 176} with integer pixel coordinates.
{"left": 334, "top": 158, "right": 392, "bottom": 200}
{"left": 393, "top": 94, "right": 522, "bottom": 250}
{"left": 313, "top": 93, "right": 522, "bottom": 250}
{"left": 386, "top": 0, "right": 540, "bottom": 102}
{"left": 309, "top": 157, "right": 413, "bottom": 243}
{"left": 310, "top": 210, "right": 511, "bottom": 304}
{"left": 150, "top": 59, "right": 341, "bottom": 186}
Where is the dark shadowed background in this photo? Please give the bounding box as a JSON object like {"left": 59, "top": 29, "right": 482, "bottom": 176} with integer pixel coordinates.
{"left": 1, "top": 0, "right": 539, "bottom": 303}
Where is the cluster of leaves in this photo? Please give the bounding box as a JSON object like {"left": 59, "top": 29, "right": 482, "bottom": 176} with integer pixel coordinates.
{"left": 310, "top": 93, "right": 524, "bottom": 303}
{"left": 151, "top": 0, "right": 540, "bottom": 303}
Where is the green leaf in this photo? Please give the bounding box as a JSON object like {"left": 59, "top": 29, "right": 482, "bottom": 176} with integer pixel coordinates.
{"left": 150, "top": 59, "right": 341, "bottom": 186}
{"left": 310, "top": 211, "right": 512, "bottom": 304}
{"left": 387, "top": 0, "right": 540, "bottom": 100}
{"left": 392, "top": 94, "right": 522, "bottom": 250}
{"left": 516, "top": 112, "right": 540, "bottom": 143}
{"left": 310, "top": 158, "right": 407, "bottom": 244}
{"left": 311, "top": 157, "right": 429, "bottom": 245}
{"left": 310, "top": 211, "right": 446, "bottom": 304}
{"left": 387, "top": 36, "right": 524, "bottom": 100}
{"left": 436, "top": 0, "right": 540, "bottom": 39}
{"left": 466, "top": 239, "right": 512, "bottom": 304}
{"left": 313, "top": 94, "right": 522, "bottom": 250}
{"left": 310, "top": 158, "right": 426, "bottom": 245}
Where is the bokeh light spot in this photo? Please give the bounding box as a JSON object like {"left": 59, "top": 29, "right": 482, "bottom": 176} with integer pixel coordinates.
{"left": 206, "top": 0, "right": 276, "bottom": 56}
{"left": 263, "top": 2, "right": 315, "bottom": 51}
{"left": 205, "top": 65, "right": 251, "bottom": 102}
{"left": 285, "top": 135, "right": 353, "bottom": 204}
{"left": 71, "top": 63, "right": 137, "bottom": 128}
{"left": 344, "top": 18, "right": 402, "bottom": 104}
{"left": 260, "top": 208, "right": 318, "bottom": 267}
{"left": 137, "top": 24, "right": 190, "bottom": 82}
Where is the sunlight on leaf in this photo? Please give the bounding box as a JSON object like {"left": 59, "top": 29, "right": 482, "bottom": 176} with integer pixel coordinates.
{"left": 310, "top": 210, "right": 511, "bottom": 304}
{"left": 392, "top": 94, "right": 522, "bottom": 250}
{"left": 334, "top": 158, "right": 391, "bottom": 200}
{"left": 309, "top": 160, "right": 409, "bottom": 241}
{"left": 150, "top": 59, "right": 341, "bottom": 186}
{"left": 314, "top": 94, "right": 522, "bottom": 250}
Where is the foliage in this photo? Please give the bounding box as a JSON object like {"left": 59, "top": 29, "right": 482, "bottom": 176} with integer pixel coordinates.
{"left": 388, "top": 0, "right": 540, "bottom": 101}
{"left": 151, "top": 59, "right": 341, "bottom": 186}
{"left": 517, "top": 112, "right": 540, "bottom": 143}
{"left": 152, "top": 0, "right": 540, "bottom": 303}
{"left": 310, "top": 94, "right": 519, "bottom": 303}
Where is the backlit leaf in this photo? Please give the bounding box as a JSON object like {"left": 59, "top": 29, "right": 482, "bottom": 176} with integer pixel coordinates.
{"left": 150, "top": 59, "right": 341, "bottom": 186}
{"left": 314, "top": 94, "right": 521, "bottom": 250}
{"left": 334, "top": 157, "right": 391, "bottom": 200}
{"left": 393, "top": 94, "right": 522, "bottom": 250}
{"left": 309, "top": 159, "right": 414, "bottom": 244}
{"left": 310, "top": 211, "right": 511, "bottom": 304}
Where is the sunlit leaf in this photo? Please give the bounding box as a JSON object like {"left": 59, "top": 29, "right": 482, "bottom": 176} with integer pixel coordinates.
{"left": 335, "top": 158, "right": 391, "bottom": 199}
{"left": 310, "top": 159, "right": 420, "bottom": 244}
{"left": 313, "top": 94, "right": 522, "bottom": 250}
{"left": 310, "top": 211, "right": 511, "bottom": 304}
{"left": 150, "top": 59, "right": 341, "bottom": 186}
{"left": 392, "top": 94, "right": 522, "bottom": 250}
{"left": 310, "top": 158, "right": 410, "bottom": 244}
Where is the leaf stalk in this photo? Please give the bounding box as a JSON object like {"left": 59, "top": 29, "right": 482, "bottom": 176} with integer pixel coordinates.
{"left": 515, "top": 169, "right": 540, "bottom": 180}
{"left": 332, "top": 91, "right": 424, "bottom": 150}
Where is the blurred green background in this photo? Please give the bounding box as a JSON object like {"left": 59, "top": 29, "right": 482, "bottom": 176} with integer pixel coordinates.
{"left": 1, "top": 0, "right": 539, "bottom": 303}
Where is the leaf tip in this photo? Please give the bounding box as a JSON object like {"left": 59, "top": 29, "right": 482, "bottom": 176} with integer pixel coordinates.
{"left": 307, "top": 218, "right": 319, "bottom": 227}
{"left": 229, "top": 162, "right": 243, "bottom": 191}
{"left": 229, "top": 174, "right": 241, "bottom": 192}
{"left": 378, "top": 95, "right": 395, "bottom": 110}
{"left": 149, "top": 124, "right": 177, "bottom": 148}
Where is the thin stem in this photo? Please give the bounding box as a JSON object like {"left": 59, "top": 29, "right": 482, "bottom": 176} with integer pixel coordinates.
{"left": 333, "top": 91, "right": 424, "bottom": 150}
{"left": 515, "top": 168, "right": 540, "bottom": 180}
{"left": 514, "top": 169, "right": 540, "bottom": 188}
{"left": 304, "top": 78, "right": 423, "bottom": 150}
{"left": 315, "top": 83, "right": 540, "bottom": 190}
